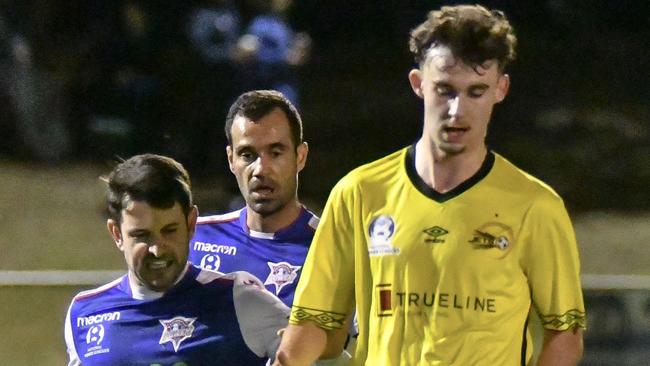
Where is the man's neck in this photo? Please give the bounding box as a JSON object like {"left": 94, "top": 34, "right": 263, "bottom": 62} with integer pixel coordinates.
{"left": 246, "top": 201, "right": 302, "bottom": 233}
{"left": 415, "top": 139, "right": 487, "bottom": 193}
{"left": 127, "top": 263, "right": 189, "bottom": 301}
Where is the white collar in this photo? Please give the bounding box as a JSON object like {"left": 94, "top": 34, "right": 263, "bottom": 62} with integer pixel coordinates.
{"left": 128, "top": 262, "right": 190, "bottom": 300}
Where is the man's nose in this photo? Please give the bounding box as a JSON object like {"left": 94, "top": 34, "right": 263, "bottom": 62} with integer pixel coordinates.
{"left": 252, "top": 154, "right": 271, "bottom": 176}
{"left": 148, "top": 240, "right": 166, "bottom": 257}
{"left": 448, "top": 96, "right": 462, "bottom": 118}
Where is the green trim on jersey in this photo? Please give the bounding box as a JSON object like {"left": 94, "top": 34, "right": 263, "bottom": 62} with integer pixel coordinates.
{"left": 291, "top": 146, "right": 585, "bottom": 366}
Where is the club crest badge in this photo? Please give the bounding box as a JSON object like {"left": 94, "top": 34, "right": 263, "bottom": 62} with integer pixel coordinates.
{"left": 159, "top": 316, "right": 197, "bottom": 352}
{"left": 199, "top": 253, "right": 221, "bottom": 271}
{"left": 368, "top": 215, "right": 400, "bottom": 256}
{"left": 83, "top": 324, "right": 111, "bottom": 358}
{"left": 469, "top": 222, "right": 514, "bottom": 252}
{"left": 265, "top": 261, "right": 301, "bottom": 295}
{"left": 86, "top": 324, "right": 105, "bottom": 345}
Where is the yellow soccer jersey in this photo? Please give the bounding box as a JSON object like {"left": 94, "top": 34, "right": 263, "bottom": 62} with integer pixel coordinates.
{"left": 290, "top": 145, "right": 585, "bottom": 366}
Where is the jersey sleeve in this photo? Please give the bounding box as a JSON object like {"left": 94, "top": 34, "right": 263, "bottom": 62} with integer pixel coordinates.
{"left": 290, "top": 177, "right": 358, "bottom": 330}
{"left": 520, "top": 193, "right": 586, "bottom": 331}
{"left": 232, "top": 271, "right": 290, "bottom": 358}
{"left": 64, "top": 301, "right": 82, "bottom": 366}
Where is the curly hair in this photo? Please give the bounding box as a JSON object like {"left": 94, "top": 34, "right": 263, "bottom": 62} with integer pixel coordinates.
{"left": 409, "top": 4, "right": 517, "bottom": 72}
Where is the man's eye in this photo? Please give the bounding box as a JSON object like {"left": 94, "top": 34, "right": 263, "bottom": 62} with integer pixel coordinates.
{"left": 240, "top": 152, "right": 254, "bottom": 161}
{"left": 469, "top": 89, "right": 486, "bottom": 98}
{"left": 131, "top": 233, "right": 149, "bottom": 240}
{"left": 162, "top": 228, "right": 177, "bottom": 235}
{"left": 436, "top": 87, "right": 454, "bottom": 97}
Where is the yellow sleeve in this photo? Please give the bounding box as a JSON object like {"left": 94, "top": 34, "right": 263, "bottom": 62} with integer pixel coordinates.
{"left": 290, "top": 177, "right": 357, "bottom": 330}
{"left": 520, "top": 193, "right": 586, "bottom": 331}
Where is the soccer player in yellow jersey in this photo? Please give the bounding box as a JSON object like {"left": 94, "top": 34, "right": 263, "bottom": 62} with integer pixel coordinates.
{"left": 274, "top": 4, "right": 585, "bottom": 366}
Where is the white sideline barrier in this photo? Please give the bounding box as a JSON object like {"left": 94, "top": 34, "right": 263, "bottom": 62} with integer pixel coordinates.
{"left": 581, "top": 274, "right": 650, "bottom": 291}
{"left": 0, "top": 270, "right": 124, "bottom": 286}
{"left": 0, "top": 271, "right": 648, "bottom": 289}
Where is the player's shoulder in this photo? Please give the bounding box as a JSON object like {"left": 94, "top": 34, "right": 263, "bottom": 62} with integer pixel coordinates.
{"left": 194, "top": 268, "right": 263, "bottom": 289}
{"left": 67, "top": 276, "right": 125, "bottom": 320}
{"left": 337, "top": 147, "right": 408, "bottom": 189}
{"left": 302, "top": 206, "right": 320, "bottom": 231}
{"left": 493, "top": 153, "right": 564, "bottom": 204}
{"left": 71, "top": 276, "right": 124, "bottom": 304}
{"left": 196, "top": 208, "right": 243, "bottom": 226}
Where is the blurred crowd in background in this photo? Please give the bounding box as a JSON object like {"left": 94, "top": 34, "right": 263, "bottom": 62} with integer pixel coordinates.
{"left": 0, "top": 0, "right": 648, "bottom": 212}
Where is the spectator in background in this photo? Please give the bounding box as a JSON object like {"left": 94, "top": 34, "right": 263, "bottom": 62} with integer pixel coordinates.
{"left": 235, "top": 0, "right": 311, "bottom": 106}
{"left": 0, "top": 9, "right": 69, "bottom": 161}
{"left": 184, "top": 0, "right": 242, "bottom": 173}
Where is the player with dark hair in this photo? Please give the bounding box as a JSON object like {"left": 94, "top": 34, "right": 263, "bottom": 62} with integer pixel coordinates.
{"left": 64, "top": 154, "right": 290, "bottom": 365}
{"left": 189, "top": 89, "right": 314, "bottom": 307}
{"left": 275, "top": 5, "right": 585, "bottom": 366}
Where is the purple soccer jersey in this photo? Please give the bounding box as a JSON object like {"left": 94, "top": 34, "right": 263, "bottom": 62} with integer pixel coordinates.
{"left": 189, "top": 207, "right": 318, "bottom": 306}
{"left": 65, "top": 265, "right": 289, "bottom": 365}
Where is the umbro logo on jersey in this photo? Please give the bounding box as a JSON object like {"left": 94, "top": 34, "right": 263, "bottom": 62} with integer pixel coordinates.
{"left": 423, "top": 226, "right": 448, "bottom": 243}
{"left": 159, "top": 316, "right": 197, "bottom": 352}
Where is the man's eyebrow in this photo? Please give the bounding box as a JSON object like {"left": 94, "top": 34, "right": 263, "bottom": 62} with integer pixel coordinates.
{"left": 470, "top": 83, "right": 489, "bottom": 89}
{"left": 269, "top": 142, "right": 288, "bottom": 150}
{"left": 127, "top": 228, "right": 150, "bottom": 236}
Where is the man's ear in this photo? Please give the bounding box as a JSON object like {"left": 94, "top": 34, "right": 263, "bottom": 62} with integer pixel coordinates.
{"left": 187, "top": 205, "right": 199, "bottom": 239}
{"left": 296, "top": 142, "right": 308, "bottom": 173}
{"left": 408, "top": 69, "right": 424, "bottom": 99}
{"left": 496, "top": 74, "right": 510, "bottom": 102}
{"left": 226, "top": 145, "right": 235, "bottom": 173}
{"left": 107, "top": 219, "right": 123, "bottom": 251}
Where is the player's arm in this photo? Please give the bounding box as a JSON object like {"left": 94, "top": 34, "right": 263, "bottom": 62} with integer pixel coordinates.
{"left": 232, "top": 271, "right": 291, "bottom": 359}
{"left": 274, "top": 321, "right": 349, "bottom": 366}
{"left": 535, "top": 328, "right": 583, "bottom": 366}
{"left": 521, "top": 195, "right": 586, "bottom": 365}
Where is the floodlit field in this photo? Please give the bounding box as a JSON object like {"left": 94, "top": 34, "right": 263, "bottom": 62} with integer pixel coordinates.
{"left": 0, "top": 161, "right": 648, "bottom": 365}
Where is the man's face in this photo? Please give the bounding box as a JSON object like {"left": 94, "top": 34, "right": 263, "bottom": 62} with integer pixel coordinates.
{"left": 408, "top": 45, "right": 509, "bottom": 158}
{"left": 108, "top": 201, "right": 197, "bottom": 292}
{"left": 227, "top": 107, "right": 308, "bottom": 217}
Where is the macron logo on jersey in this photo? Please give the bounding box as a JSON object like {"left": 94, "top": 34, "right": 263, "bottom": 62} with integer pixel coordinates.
{"left": 193, "top": 241, "right": 238, "bottom": 255}
{"left": 77, "top": 312, "right": 121, "bottom": 327}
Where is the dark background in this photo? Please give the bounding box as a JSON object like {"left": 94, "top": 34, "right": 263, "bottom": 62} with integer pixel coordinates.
{"left": 1, "top": 0, "right": 649, "bottom": 212}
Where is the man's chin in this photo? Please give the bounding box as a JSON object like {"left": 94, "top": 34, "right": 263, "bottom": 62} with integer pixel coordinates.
{"left": 143, "top": 278, "right": 175, "bottom": 292}
{"left": 249, "top": 201, "right": 282, "bottom": 217}
{"left": 439, "top": 142, "right": 466, "bottom": 155}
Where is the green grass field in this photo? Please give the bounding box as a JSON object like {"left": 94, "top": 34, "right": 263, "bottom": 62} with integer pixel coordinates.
{"left": 1, "top": 160, "right": 648, "bottom": 364}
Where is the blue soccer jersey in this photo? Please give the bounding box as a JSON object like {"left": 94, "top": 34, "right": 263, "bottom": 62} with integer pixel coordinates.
{"left": 189, "top": 207, "right": 318, "bottom": 306}
{"left": 65, "top": 265, "right": 288, "bottom": 366}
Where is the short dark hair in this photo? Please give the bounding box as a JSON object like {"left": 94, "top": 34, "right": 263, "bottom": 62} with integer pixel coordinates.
{"left": 225, "top": 90, "right": 303, "bottom": 149}
{"left": 105, "top": 154, "right": 192, "bottom": 222}
{"left": 409, "top": 4, "right": 517, "bottom": 72}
